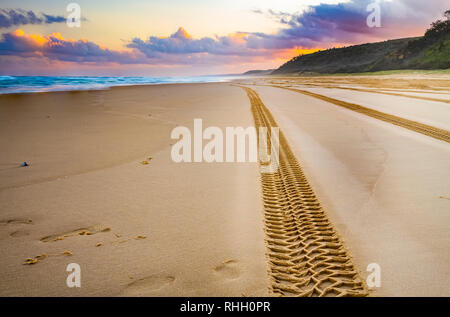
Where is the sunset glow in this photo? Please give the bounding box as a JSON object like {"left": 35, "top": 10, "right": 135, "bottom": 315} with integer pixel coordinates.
{"left": 0, "top": 0, "right": 448, "bottom": 75}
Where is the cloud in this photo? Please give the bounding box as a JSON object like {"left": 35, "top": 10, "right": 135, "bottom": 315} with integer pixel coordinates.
{"left": 252, "top": 0, "right": 449, "bottom": 48}
{"left": 127, "top": 0, "right": 448, "bottom": 60}
{"left": 127, "top": 27, "right": 318, "bottom": 63}
{"left": 0, "top": 9, "right": 66, "bottom": 28}
{"left": 42, "top": 13, "right": 66, "bottom": 24}
{"left": 128, "top": 27, "right": 267, "bottom": 57}
{"left": 0, "top": 29, "right": 273, "bottom": 68}
{"left": 0, "top": 29, "right": 287, "bottom": 76}
{"left": 0, "top": 29, "right": 144, "bottom": 63}
{"left": 0, "top": 0, "right": 447, "bottom": 75}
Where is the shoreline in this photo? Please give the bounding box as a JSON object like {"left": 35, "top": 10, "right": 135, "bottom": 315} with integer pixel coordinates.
{"left": 0, "top": 76, "right": 239, "bottom": 96}
{"left": 2, "top": 69, "right": 449, "bottom": 96}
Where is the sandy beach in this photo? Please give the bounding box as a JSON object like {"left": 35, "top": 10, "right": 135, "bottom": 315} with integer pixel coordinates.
{"left": 0, "top": 83, "right": 268, "bottom": 296}
{"left": 1, "top": 75, "right": 449, "bottom": 296}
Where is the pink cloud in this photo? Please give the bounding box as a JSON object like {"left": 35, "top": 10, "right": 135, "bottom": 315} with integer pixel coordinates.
{"left": 0, "top": 29, "right": 145, "bottom": 63}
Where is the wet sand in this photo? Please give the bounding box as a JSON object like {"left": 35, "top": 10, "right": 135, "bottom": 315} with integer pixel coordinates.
{"left": 0, "top": 83, "right": 268, "bottom": 296}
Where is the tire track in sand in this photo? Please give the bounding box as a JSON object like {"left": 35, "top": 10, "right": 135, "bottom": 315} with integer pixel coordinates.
{"left": 288, "top": 82, "right": 450, "bottom": 104}
{"left": 268, "top": 85, "right": 450, "bottom": 143}
{"left": 240, "top": 86, "right": 367, "bottom": 297}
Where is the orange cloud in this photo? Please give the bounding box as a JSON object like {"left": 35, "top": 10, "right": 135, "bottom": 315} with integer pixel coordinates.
{"left": 0, "top": 29, "right": 141, "bottom": 64}
{"left": 228, "top": 32, "right": 248, "bottom": 45}
{"left": 176, "top": 27, "right": 192, "bottom": 39}
{"left": 11, "top": 29, "right": 46, "bottom": 46}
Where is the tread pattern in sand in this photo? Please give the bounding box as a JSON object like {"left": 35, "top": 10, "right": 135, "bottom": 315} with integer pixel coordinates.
{"left": 269, "top": 85, "right": 450, "bottom": 143}
{"left": 293, "top": 82, "right": 450, "bottom": 104}
{"left": 241, "top": 86, "right": 367, "bottom": 297}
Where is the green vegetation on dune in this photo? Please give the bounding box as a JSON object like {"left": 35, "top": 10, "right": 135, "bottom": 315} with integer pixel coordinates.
{"left": 273, "top": 69, "right": 450, "bottom": 77}
{"left": 273, "top": 38, "right": 414, "bottom": 74}
{"left": 272, "top": 10, "right": 450, "bottom": 75}
{"left": 407, "top": 33, "right": 450, "bottom": 69}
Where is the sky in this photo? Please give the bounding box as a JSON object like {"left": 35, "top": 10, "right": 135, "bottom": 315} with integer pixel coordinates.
{"left": 0, "top": 0, "right": 448, "bottom": 76}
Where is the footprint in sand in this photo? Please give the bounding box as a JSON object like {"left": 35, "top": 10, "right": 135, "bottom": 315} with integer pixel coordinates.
{"left": 0, "top": 218, "right": 33, "bottom": 225}
{"left": 213, "top": 259, "right": 240, "bottom": 280}
{"left": 40, "top": 226, "right": 111, "bottom": 243}
{"left": 0, "top": 219, "right": 33, "bottom": 238}
{"left": 9, "top": 230, "right": 30, "bottom": 238}
{"left": 122, "top": 275, "right": 175, "bottom": 295}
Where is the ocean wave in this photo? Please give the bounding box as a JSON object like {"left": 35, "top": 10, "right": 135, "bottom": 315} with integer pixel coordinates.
{"left": 0, "top": 76, "right": 238, "bottom": 94}
{"left": 0, "top": 76, "right": 16, "bottom": 81}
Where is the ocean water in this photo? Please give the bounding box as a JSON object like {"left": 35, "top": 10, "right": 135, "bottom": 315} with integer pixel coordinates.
{"left": 0, "top": 75, "right": 239, "bottom": 94}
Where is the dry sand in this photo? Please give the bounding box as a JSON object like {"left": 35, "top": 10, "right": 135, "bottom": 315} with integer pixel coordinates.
{"left": 0, "top": 83, "right": 268, "bottom": 296}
